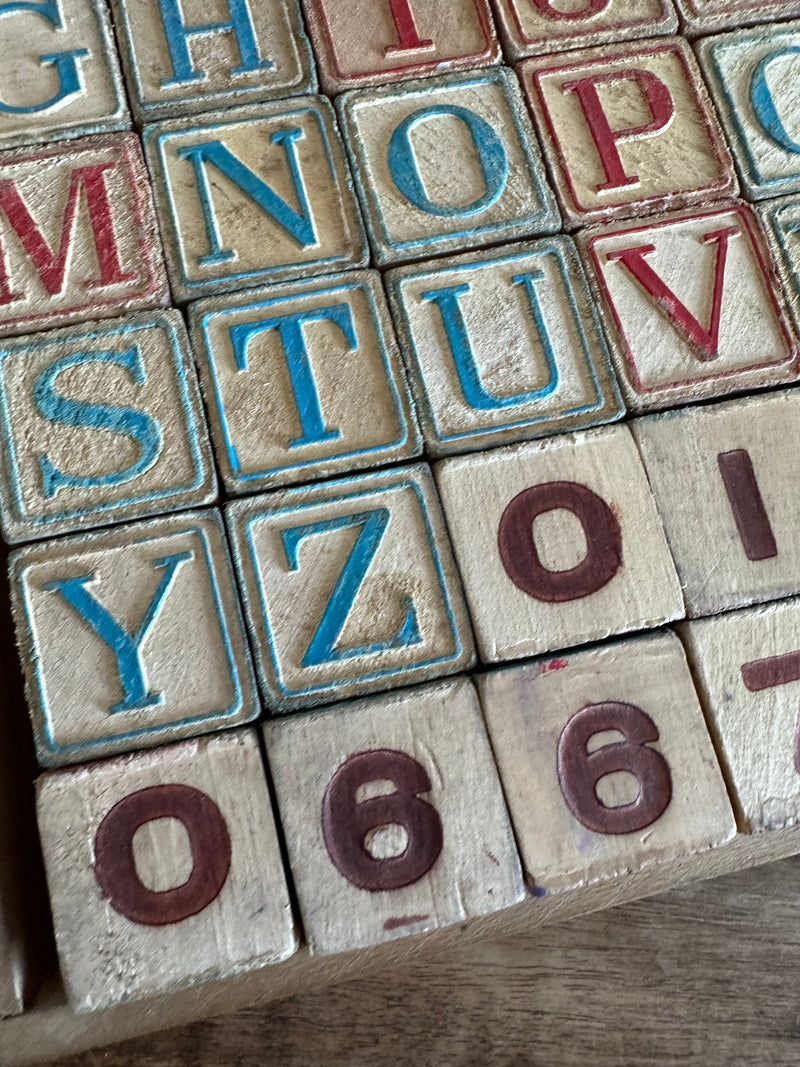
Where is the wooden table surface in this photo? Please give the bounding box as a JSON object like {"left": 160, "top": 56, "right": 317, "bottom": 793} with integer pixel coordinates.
{"left": 49, "top": 854, "right": 800, "bottom": 1067}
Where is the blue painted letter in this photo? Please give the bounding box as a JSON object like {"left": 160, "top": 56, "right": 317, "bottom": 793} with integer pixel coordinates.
{"left": 156, "top": 0, "right": 272, "bottom": 88}
{"left": 0, "top": 2, "right": 88, "bottom": 114}
{"left": 750, "top": 47, "right": 800, "bottom": 154}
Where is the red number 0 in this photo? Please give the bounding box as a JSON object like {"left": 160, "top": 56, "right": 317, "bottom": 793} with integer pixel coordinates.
{"left": 557, "top": 702, "right": 672, "bottom": 834}
{"left": 321, "top": 749, "right": 443, "bottom": 891}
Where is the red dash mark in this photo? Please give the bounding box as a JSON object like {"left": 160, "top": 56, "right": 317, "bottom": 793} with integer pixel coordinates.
{"left": 383, "top": 914, "right": 430, "bottom": 930}
{"left": 540, "top": 657, "right": 569, "bottom": 676}
{"left": 740, "top": 651, "right": 800, "bottom": 773}
{"left": 718, "top": 450, "right": 778, "bottom": 562}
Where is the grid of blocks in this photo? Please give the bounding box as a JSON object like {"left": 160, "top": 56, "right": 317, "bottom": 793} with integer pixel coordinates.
{"left": 4, "top": 0, "right": 800, "bottom": 1028}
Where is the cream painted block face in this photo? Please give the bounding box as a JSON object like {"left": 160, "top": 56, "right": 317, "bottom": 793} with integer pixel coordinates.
{"left": 264, "top": 677, "right": 524, "bottom": 955}
{"left": 336, "top": 68, "right": 560, "bottom": 265}
{"left": 519, "top": 38, "right": 736, "bottom": 226}
{"left": 583, "top": 204, "right": 798, "bottom": 412}
{"left": 682, "top": 598, "right": 800, "bottom": 834}
{"left": 435, "top": 424, "right": 683, "bottom": 663}
{"left": 675, "top": 0, "right": 800, "bottom": 33}
{"left": 110, "top": 0, "right": 314, "bottom": 120}
{"left": 36, "top": 730, "right": 297, "bottom": 1013}
{"left": 11, "top": 511, "right": 257, "bottom": 767}
{"left": 633, "top": 390, "right": 800, "bottom": 618}
{"left": 144, "top": 101, "right": 368, "bottom": 302}
{"left": 0, "top": 0, "right": 128, "bottom": 150}
{"left": 478, "top": 632, "right": 736, "bottom": 895}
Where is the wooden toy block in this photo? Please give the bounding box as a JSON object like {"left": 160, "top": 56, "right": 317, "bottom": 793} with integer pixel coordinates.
{"left": 478, "top": 631, "right": 736, "bottom": 895}
{"left": 226, "top": 464, "right": 475, "bottom": 712}
{"left": 698, "top": 22, "right": 800, "bottom": 203}
{"left": 0, "top": 0, "right": 128, "bottom": 151}
{"left": 0, "top": 132, "right": 168, "bottom": 339}
{"left": 491, "top": 0, "right": 678, "bottom": 63}
{"left": 434, "top": 424, "right": 683, "bottom": 664}
{"left": 633, "top": 389, "right": 800, "bottom": 618}
{"left": 682, "top": 597, "right": 800, "bottom": 834}
{"left": 675, "top": 0, "right": 800, "bottom": 34}
{"left": 518, "top": 38, "right": 736, "bottom": 228}
{"left": 188, "top": 271, "right": 421, "bottom": 494}
{"left": 335, "top": 68, "right": 560, "bottom": 267}
{"left": 143, "top": 100, "right": 368, "bottom": 303}
{"left": 580, "top": 203, "right": 798, "bottom": 413}
{"left": 0, "top": 310, "right": 216, "bottom": 544}
{"left": 10, "top": 510, "right": 257, "bottom": 767}
{"left": 108, "top": 0, "right": 314, "bottom": 122}
{"left": 36, "top": 729, "right": 297, "bottom": 1013}
{"left": 759, "top": 192, "right": 800, "bottom": 335}
{"left": 300, "top": 0, "right": 500, "bottom": 95}
{"left": 264, "top": 676, "right": 524, "bottom": 955}
{"left": 385, "top": 236, "right": 623, "bottom": 458}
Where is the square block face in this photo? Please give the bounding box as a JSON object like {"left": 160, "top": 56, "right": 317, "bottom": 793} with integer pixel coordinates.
{"left": 0, "top": 311, "right": 216, "bottom": 543}
{"left": 145, "top": 101, "right": 367, "bottom": 303}
{"left": 435, "top": 424, "right": 684, "bottom": 663}
{"left": 264, "top": 677, "right": 524, "bottom": 955}
{"left": 336, "top": 69, "right": 560, "bottom": 267}
{"left": 302, "top": 0, "right": 499, "bottom": 94}
{"left": 0, "top": 0, "right": 128, "bottom": 150}
{"left": 519, "top": 39, "right": 736, "bottom": 227}
{"left": 682, "top": 598, "right": 800, "bottom": 833}
{"left": 37, "top": 730, "right": 296, "bottom": 1012}
{"left": 633, "top": 390, "right": 800, "bottom": 618}
{"left": 11, "top": 511, "right": 258, "bottom": 767}
{"left": 385, "top": 237, "right": 622, "bottom": 457}
{"left": 675, "top": 0, "right": 800, "bottom": 33}
{"left": 582, "top": 204, "right": 798, "bottom": 413}
{"left": 189, "top": 271, "right": 421, "bottom": 494}
{"left": 479, "top": 632, "right": 736, "bottom": 895}
{"left": 699, "top": 24, "right": 800, "bottom": 202}
{"left": 493, "top": 0, "right": 677, "bottom": 62}
{"left": 110, "top": 0, "right": 314, "bottom": 121}
{"left": 0, "top": 133, "right": 168, "bottom": 338}
{"left": 760, "top": 193, "right": 800, "bottom": 335}
{"left": 227, "top": 465, "right": 475, "bottom": 711}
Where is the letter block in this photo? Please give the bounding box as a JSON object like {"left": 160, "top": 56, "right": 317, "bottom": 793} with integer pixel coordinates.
{"left": 633, "top": 390, "right": 800, "bottom": 618}
{"left": 760, "top": 193, "right": 800, "bottom": 335}
{"left": 189, "top": 271, "right": 421, "bottom": 494}
{"left": 0, "top": 310, "right": 216, "bottom": 543}
{"left": 675, "top": 0, "right": 800, "bottom": 34}
{"left": 300, "top": 0, "right": 500, "bottom": 95}
{"left": 682, "top": 597, "right": 800, "bottom": 833}
{"left": 435, "top": 424, "right": 683, "bottom": 663}
{"left": 0, "top": 0, "right": 128, "bottom": 151}
{"left": 518, "top": 39, "right": 736, "bottom": 227}
{"left": 699, "top": 21, "right": 800, "bottom": 202}
{"left": 264, "top": 677, "right": 524, "bottom": 955}
{"left": 0, "top": 133, "right": 168, "bottom": 338}
{"left": 385, "top": 236, "right": 622, "bottom": 457}
{"left": 10, "top": 510, "right": 257, "bottom": 767}
{"left": 479, "top": 631, "right": 736, "bottom": 895}
{"left": 227, "top": 465, "right": 475, "bottom": 712}
{"left": 109, "top": 0, "right": 314, "bottom": 122}
{"left": 36, "top": 730, "right": 297, "bottom": 1012}
{"left": 581, "top": 203, "right": 798, "bottom": 413}
{"left": 336, "top": 68, "right": 560, "bottom": 266}
{"left": 144, "top": 101, "right": 368, "bottom": 302}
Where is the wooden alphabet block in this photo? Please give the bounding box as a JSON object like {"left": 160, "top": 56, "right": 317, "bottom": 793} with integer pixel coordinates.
{"left": 518, "top": 39, "right": 736, "bottom": 228}
{"left": 435, "top": 424, "right": 683, "bottom": 664}
{"left": 0, "top": 0, "right": 128, "bottom": 151}
{"left": 675, "top": 0, "right": 800, "bottom": 34}
{"left": 301, "top": 0, "right": 500, "bottom": 95}
{"left": 264, "top": 676, "right": 524, "bottom": 955}
{"left": 491, "top": 0, "right": 677, "bottom": 62}
{"left": 698, "top": 22, "right": 800, "bottom": 202}
{"left": 188, "top": 271, "right": 421, "bottom": 494}
{"left": 385, "top": 236, "right": 622, "bottom": 457}
{"left": 633, "top": 389, "right": 800, "bottom": 618}
{"left": 336, "top": 68, "right": 560, "bottom": 267}
{"left": 0, "top": 133, "right": 168, "bottom": 339}
{"left": 580, "top": 203, "right": 798, "bottom": 413}
{"left": 109, "top": 0, "right": 314, "bottom": 122}
{"left": 682, "top": 598, "right": 800, "bottom": 833}
{"left": 478, "top": 631, "right": 736, "bottom": 895}
{"left": 760, "top": 193, "right": 800, "bottom": 336}
{"left": 144, "top": 101, "right": 368, "bottom": 302}
{"left": 36, "top": 729, "right": 297, "bottom": 1012}
{"left": 10, "top": 510, "right": 257, "bottom": 767}
{"left": 0, "top": 310, "right": 216, "bottom": 543}
{"left": 227, "top": 464, "right": 475, "bottom": 712}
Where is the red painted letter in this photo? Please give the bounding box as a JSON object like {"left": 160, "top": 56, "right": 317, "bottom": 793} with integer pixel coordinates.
{"left": 718, "top": 449, "right": 778, "bottom": 562}
{"left": 384, "top": 0, "right": 434, "bottom": 55}
{"left": 531, "top": 0, "right": 610, "bottom": 18}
